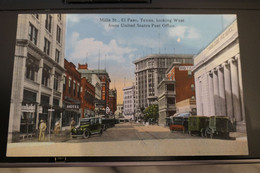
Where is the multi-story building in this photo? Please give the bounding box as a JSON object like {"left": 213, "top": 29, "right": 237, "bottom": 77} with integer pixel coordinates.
{"left": 192, "top": 20, "right": 246, "bottom": 132}
{"left": 8, "top": 14, "right": 66, "bottom": 142}
{"left": 123, "top": 86, "right": 135, "bottom": 120}
{"left": 133, "top": 54, "right": 194, "bottom": 112}
{"left": 109, "top": 89, "right": 117, "bottom": 116}
{"left": 81, "top": 77, "right": 95, "bottom": 118}
{"left": 78, "top": 63, "right": 111, "bottom": 116}
{"left": 114, "top": 104, "right": 123, "bottom": 118}
{"left": 158, "top": 63, "right": 196, "bottom": 126}
{"left": 62, "top": 59, "right": 81, "bottom": 129}
{"left": 78, "top": 63, "right": 102, "bottom": 116}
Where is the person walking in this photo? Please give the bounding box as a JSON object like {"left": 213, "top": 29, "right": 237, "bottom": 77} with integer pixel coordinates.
{"left": 39, "top": 120, "right": 47, "bottom": 141}
{"left": 70, "top": 118, "right": 76, "bottom": 130}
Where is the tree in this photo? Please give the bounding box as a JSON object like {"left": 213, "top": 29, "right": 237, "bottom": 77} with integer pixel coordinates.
{"left": 143, "top": 104, "right": 159, "bottom": 122}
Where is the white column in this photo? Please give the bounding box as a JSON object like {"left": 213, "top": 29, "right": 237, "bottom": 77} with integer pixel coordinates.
{"left": 36, "top": 59, "right": 44, "bottom": 130}
{"left": 218, "top": 66, "right": 226, "bottom": 116}
{"left": 50, "top": 67, "right": 56, "bottom": 106}
{"left": 195, "top": 77, "right": 202, "bottom": 115}
{"left": 213, "top": 69, "right": 220, "bottom": 115}
{"left": 230, "top": 58, "right": 242, "bottom": 122}
{"left": 236, "top": 55, "right": 246, "bottom": 122}
{"left": 223, "top": 62, "right": 234, "bottom": 120}
{"left": 208, "top": 72, "right": 215, "bottom": 115}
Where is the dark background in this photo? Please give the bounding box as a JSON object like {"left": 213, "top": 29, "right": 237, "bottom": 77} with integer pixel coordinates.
{"left": 0, "top": 0, "right": 260, "bottom": 166}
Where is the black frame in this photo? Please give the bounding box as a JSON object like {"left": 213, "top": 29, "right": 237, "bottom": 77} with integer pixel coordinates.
{"left": 0, "top": 0, "right": 260, "bottom": 166}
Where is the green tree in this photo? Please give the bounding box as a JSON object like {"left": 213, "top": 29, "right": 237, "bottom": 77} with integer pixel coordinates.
{"left": 143, "top": 104, "right": 159, "bottom": 122}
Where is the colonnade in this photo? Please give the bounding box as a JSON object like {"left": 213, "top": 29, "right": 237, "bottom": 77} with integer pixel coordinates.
{"left": 195, "top": 54, "right": 245, "bottom": 123}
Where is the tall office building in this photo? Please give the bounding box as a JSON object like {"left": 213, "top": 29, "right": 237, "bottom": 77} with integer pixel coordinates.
{"left": 123, "top": 86, "right": 135, "bottom": 120}
{"left": 8, "top": 14, "right": 66, "bottom": 142}
{"left": 133, "top": 54, "right": 194, "bottom": 111}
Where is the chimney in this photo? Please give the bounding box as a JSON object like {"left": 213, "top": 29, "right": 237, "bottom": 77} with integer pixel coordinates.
{"left": 78, "top": 63, "right": 88, "bottom": 70}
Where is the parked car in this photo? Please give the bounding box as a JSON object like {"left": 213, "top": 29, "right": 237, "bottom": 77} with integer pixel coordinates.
{"left": 205, "top": 116, "right": 231, "bottom": 139}
{"left": 188, "top": 116, "right": 209, "bottom": 137}
{"left": 101, "top": 118, "right": 116, "bottom": 131}
{"left": 169, "top": 112, "right": 191, "bottom": 133}
{"left": 71, "top": 117, "right": 103, "bottom": 139}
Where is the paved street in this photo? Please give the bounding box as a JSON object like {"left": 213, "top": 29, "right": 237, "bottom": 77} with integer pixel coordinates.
{"left": 67, "top": 122, "right": 196, "bottom": 143}
{"left": 7, "top": 122, "right": 248, "bottom": 157}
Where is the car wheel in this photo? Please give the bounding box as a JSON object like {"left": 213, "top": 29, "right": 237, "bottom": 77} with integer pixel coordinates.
{"left": 83, "top": 130, "right": 90, "bottom": 139}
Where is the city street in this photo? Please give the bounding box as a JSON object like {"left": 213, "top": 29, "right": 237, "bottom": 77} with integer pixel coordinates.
{"left": 67, "top": 122, "right": 195, "bottom": 143}
{"left": 7, "top": 122, "right": 248, "bottom": 157}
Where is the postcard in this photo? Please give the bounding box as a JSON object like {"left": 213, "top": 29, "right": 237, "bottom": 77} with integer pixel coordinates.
{"left": 6, "top": 14, "right": 248, "bottom": 156}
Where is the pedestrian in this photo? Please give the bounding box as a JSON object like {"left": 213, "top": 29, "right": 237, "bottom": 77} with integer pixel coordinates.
{"left": 54, "top": 121, "right": 61, "bottom": 135}
{"left": 70, "top": 118, "right": 76, "bottom": 130}
{"left": 38, "top": 119, "right": 47, "bottom": 141}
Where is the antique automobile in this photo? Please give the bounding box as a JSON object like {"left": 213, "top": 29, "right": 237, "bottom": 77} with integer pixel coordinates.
{"left": 101, "top": 118, "right": 116, "bottom": 131}
{"left": 205, "top": 116, "right": 231, "bottom": 139}
{"left": 71, "top": 117, "right": 103, "bottom": 139}
{"left": 188, "top": 116, "right": 209, "bottom": 137}
{"left": 169, "top": 112, "right": 191, "bottom": 133}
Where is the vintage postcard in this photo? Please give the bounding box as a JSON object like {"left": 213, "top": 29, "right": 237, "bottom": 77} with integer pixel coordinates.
{"left": 6, "top": 14, "right": 248, "bottom": 156}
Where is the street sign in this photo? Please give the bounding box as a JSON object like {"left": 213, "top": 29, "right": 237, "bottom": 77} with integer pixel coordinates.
{"left": 48, "top": 108, "right": 55, "bottom": 112}
{"left": 106, "top": 107, "right": 110, "bottom": 114}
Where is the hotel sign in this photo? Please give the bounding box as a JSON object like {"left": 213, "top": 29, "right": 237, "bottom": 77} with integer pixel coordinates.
{"left": 179, "top": 66, "right": 193, "bottom": 71}
{"left": 66, "top": 104, "right": 80, "bottom": 109}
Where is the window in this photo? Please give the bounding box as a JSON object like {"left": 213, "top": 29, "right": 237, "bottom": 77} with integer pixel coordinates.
{"left": 54, "top": 73, "right": 59, "bottom": 91}
{"left": 63, "top": 75, "right": 66, "bottom": 92}
{"left": 56, "top": 26, "right": 61, "bottom": 43}
{"left": 29, "top": 23, "right": 38, "bottom": 45}
{"left": 45, "top": 14, "right": 52, "bottom": 33}
{"left": 42, "top": 65, "right": 51, "bottom": 87}
{"left": 69, "top": 78, "right": 72, "bottom": 93}
{"left": 53, "top": 98, "right": 59, "bottom": 106}
{"left": 55, "top": 49, "right": 60, "bottom": 63}
{"left": 191, "top": 84, "right": 195, "bottom": 91}
{"left": 44, "top": 38, "right": 50, "bottom": 55}
{"left": 25, "top": 56, "right": 39, "bottom": 82}
{"left": 73, "top": 81, "right": 76, "bottom": 96}
{"left": 77, "top": 84, "right": 80, "bottom": 98}
{"left": 188, "top": 70, "right": 192, "bottom": 78}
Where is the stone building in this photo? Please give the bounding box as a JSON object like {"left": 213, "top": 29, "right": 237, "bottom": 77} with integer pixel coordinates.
{"left": 192, "top": 20, "right": 246, "bottom": 132}
{"left": 123, "top": 86, "right": 135, "bottom": 120}
{"left": 133, "top": 54, "right": 194, "bottom": 111}
{"left": 8, "top": 14, "right": 66, "bottom": 142}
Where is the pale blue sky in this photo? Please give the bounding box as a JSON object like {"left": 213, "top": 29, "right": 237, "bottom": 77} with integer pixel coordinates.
{"left": 64, "top": 14, "right": 236, "bottom": 103}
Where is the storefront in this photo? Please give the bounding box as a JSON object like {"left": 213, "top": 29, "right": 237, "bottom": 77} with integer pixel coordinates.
{"left": 20, "top": 90, "right": 37, "bottom": 138}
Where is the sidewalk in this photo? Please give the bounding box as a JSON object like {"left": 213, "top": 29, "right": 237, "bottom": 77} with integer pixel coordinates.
{"left": 19, "top": 130, "right": 71, "bottom": 143}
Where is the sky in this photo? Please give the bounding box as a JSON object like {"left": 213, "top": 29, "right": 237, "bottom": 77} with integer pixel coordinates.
{"left": 65, "top": 14, "right": 236, "bottom": 104}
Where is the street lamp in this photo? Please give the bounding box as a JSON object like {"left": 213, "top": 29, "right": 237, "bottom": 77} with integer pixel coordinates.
{"left": 48, "top": 107, "right": 55, "bottom": 141}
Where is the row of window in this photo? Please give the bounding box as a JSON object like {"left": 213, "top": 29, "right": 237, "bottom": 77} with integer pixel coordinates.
{"left": 25, "top": 57, "right": 61, "bottom": 91}
{"left": 28, "top": 15, "right": 62, "bottom": 63}
{"left": 63, "top": 76, "right": 81, "bottom": 98}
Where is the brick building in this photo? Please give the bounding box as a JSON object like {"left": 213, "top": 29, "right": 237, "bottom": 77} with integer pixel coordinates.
{"left": 62, "top": 59, "right": 81, "bottom": 128}
{"left": 78, "top": 63, "right": 111, "bottom": 116}
{"left": 109, "top": 89, "right": 117, "bottom": 116}
{"left": 80, "top": 77, "right": 95, "bottom": 118}
{"left": 158, "top": 63, "right": 196, "bottom": 126}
